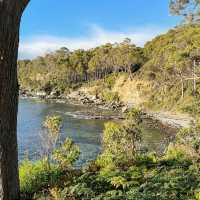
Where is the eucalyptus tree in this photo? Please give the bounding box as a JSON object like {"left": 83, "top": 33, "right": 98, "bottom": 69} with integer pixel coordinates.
{"left": 117, "top": 39, "right": 144, "bottom": 79}
{"left": 69, "top": 49, "right": 89, "bottom": 82}
{"left": 167, "top": 53, "right": 191, "bottom": 99}
{"left": 0, "top": 0, "right": 30, "bottom": 199}
{"left": 88, "top": 44, "right": 114, "bottom": 80}
{"left": 170, "top": 0, "right": 200, "bottom": 23}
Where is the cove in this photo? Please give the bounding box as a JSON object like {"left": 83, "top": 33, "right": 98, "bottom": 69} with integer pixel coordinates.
{"left": 17, "top": 98, "right": 169, "bottom": 166}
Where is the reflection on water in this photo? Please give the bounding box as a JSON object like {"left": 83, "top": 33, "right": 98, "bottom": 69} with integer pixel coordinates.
{"left": 17, "top": 98, "right": 168, "bottom": 165}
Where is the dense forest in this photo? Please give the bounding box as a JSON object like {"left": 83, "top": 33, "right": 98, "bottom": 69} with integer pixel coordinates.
{"left": 18, "top": 24, "right": 200, "bottom": 115}
{"left": 18, "top": 38, "right": 144, "bottom": 93}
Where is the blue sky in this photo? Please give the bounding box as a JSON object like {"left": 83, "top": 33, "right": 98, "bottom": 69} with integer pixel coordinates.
{"left": 19, "top": 0, "right": 181, "bottom": 59}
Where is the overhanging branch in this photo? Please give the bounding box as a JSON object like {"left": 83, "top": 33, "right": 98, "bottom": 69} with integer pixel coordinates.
{"left": 20, "top": 0, "right": 30, "bottom": 11}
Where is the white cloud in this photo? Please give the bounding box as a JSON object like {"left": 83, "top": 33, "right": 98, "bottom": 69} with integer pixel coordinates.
{"left": 19, "top": 25, "right": 167, "bottom": 59}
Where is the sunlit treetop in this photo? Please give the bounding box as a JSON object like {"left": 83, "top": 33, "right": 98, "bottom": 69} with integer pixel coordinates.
{"left": 170, "top": 0, "right": 200, "bottom": 23}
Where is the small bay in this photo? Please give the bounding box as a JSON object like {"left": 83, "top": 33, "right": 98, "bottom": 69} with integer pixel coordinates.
{"left": 17, "top": 98, "right": 168, "bottom": 165}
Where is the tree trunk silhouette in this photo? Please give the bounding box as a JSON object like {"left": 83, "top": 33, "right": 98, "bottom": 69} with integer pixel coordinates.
{"left": 0, "top": 1, "right": 29, "bottom": 199}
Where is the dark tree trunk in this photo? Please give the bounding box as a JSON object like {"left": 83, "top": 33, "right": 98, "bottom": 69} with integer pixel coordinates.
{"left": 0, "top": 1, "right": 29, "bottom": 199}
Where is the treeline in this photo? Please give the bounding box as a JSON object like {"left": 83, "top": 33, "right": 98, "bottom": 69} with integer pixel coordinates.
{"left": 18, "top": 24, "right": 200, "bottom": 114}
{"left": 18, "top": 38, "right": 144, "bottom": 94}
{"left": 18, "top": 25, "right": 200, "bottom": 96}
{"left": 140, "top": 24, "right": 200, "bottom": 114}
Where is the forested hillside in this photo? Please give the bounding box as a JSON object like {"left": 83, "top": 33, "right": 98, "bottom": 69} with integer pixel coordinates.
{"left": 18, "top": 25, "right": 200, "bottom": 115}
{"left": 18, "top": 39, "right": 144, "bottom": 94}
{"left": 140, "top": 24, "right": 200, "bottom": 114}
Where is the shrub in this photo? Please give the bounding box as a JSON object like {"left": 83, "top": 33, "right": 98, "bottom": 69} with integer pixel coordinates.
{"left": 195, "top": 191, "right": 200, "bottom": 200}
{"left": 110, "top": 176, "right": 128, "bottom": 189}
{"left": 40, "top": 115, "right": 62, "bottom": 168}
{"left": 20, "top": 160, "right": 62, "bottom": 195}
{"left": 102, "top": 91, "right": 119, "bottom": 103}
{"left": 97, "top": 120, "right": 142, "bottom": 168}
{"left": 20, "top": 115, "right": 80, "bottom": 198}
{"left": 104, "top": 74, "right": 118, "bottom": 89}
{"left": 164, "top": 143, "right": 193, "bottom": 164}
{"left": 125, "top": 108, "right": 142, "bottom": 124}
{"left": 52, "top": 138, "right": 80, "bottom": 170}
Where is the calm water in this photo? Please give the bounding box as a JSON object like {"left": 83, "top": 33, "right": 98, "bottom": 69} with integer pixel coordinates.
{"left": 17, "top": 98, "right": 168, "bottom": 165}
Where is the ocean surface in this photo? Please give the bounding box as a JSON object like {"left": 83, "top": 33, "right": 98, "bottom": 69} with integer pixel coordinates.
{"left": 17, "top": 98, "right": 167, "bottom": 165}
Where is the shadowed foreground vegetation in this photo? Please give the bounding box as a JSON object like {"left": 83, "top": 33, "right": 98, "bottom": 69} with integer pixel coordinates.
{"left": 20, "top": 109, "right": 200, "bottom": 200}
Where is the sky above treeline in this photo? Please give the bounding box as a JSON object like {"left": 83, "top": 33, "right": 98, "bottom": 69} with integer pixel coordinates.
{"left": 19, "top": 0, "right": 181, "bottom": 59}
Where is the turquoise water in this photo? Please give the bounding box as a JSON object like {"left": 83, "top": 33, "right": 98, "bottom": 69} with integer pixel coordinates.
{"left": 17, "top": 98, "right": 167, "bottom": 165}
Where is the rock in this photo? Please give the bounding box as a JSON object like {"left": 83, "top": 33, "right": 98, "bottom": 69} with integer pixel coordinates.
{"left": 50, "top": 90, "right": 60, "bottom": 97}
{"left": 36, "top": 91, "right": 47, "bottom": 97}
{"left": 67, "top": 91, "right": 80, "bottom": 99}
{"left": 91, "top": 95, "right": 97, "bottom": 101}
{"left": 93, "top": 99, "right": 104, "bottom": 105}
{"left": 55, "top": 99, "right": 66, "bottom": 104}
{"left": 122, "top": 106, "right": 129, "bottom": 113}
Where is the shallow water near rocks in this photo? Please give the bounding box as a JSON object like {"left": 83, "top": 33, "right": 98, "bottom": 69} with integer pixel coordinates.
{"left": 18, "top": 98, "right": 169, "bottom": 166}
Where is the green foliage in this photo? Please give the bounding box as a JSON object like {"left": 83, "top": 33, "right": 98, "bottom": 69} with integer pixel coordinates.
{"left": 141, "top": 24, "right": 200, "bottom": 115}
{"left": 104, "top": 74, "right": 118, "bottom": 89}
{"left": 20, "top": 115, "right": 81, "bottom": 199}
{"left": 164, "top": 143, "right": 193, "bottom": 164}
{"left": 97, "top": 121, "right": 139, "bottom": 168}
{"left": 19, "top": 6, "right": 200, "bottom": 200}
{"left": 168, "top": 118, "right": 200, "bottom": 162}
{"left": 97, "top": 110, "right": 142, "bottom": 169}
{"left": 52, "top": 138, "right": 80, "bottom": 170}
{"left": 28, "top": 120, "right": 200, "bottom": 200}
{"left": 195, "top": 191, "right": 200, "bottom": 200}
{"left": 43, "top": 115, "right": 62, "bottom": 135}
{"left": 18, "top": 40, "right": 144, "bottom": 94}
{"left": 34, "top": 160, "right": 200, "bottom": 200}
{"left": 18, "top": 25, "right": 200, "bottom": 116}
{"left": 40, "top": 115, "right": 63, "bottom": 169}
{"left": 125, "top": 108, "right": 142, "bottom": 124}
{"left": 101, "top": 91, "right": 119, "bottom": 103}
{"left": 20, "top": 160, "right": 62, "bottom": 195}
{"left": 110, "top": 176, "right": 128, "bottom": 189}
{"left": 181, "top": 95, "right": 200, "bottom": 115}
{"left": 170, "top": 0, "right": 200, "bottom": 23}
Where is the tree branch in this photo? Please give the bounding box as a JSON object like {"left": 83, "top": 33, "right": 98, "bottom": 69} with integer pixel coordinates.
{"left": 20, "top": 0, "right": 30, "bottom": 11}
{"left": 22, "top": 0, "right": 30, "bottom": 7}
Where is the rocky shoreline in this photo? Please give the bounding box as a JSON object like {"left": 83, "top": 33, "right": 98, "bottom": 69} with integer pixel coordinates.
{"left": 20, "top": 90, "right": 125, "bottom": 120}
{"left": 20, "top": 89, "right": 194, "bottom": 134}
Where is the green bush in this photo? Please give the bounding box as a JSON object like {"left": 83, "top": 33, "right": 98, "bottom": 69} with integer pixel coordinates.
{"left": 101, "top": 91, "right": 119, "bottom": 103}
{"left": 104, "top": 74, "right": 118, "bottom": 89}
{"left": 20, "top": 115, "right": 81, "bottom": 198}
{"left": 21, "top": 115, "right": 200, "bottom": 200}
{"left": 52, "top": 138, "right": 80, "bottom": 170}
{"left": 20, "top": 160, "right": 62, "bottom": 195}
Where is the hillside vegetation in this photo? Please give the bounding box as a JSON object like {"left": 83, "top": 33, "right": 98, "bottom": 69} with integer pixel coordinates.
{"left": 18, "top": 25, "right": 200, "bottom": 115}
{"left": 18, "top": 25, "right": 200, "bottom": 199}
{"left": 140, "top": 24, "right": 200, "bottom": 114}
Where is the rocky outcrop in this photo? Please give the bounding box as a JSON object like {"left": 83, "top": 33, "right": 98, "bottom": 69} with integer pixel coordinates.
{"left": 66, "top": 91, "right": 124, "bottom": 111}
{"left": 19, "top": 89, "right": 42, "bottom": 98}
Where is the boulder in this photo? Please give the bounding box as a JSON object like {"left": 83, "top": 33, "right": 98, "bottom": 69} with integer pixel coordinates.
{"left": 36, "top": 91, "right": 47, "bottom": 98}
{"left": 122, "top": 106, "right": 129, "bottom": 113}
